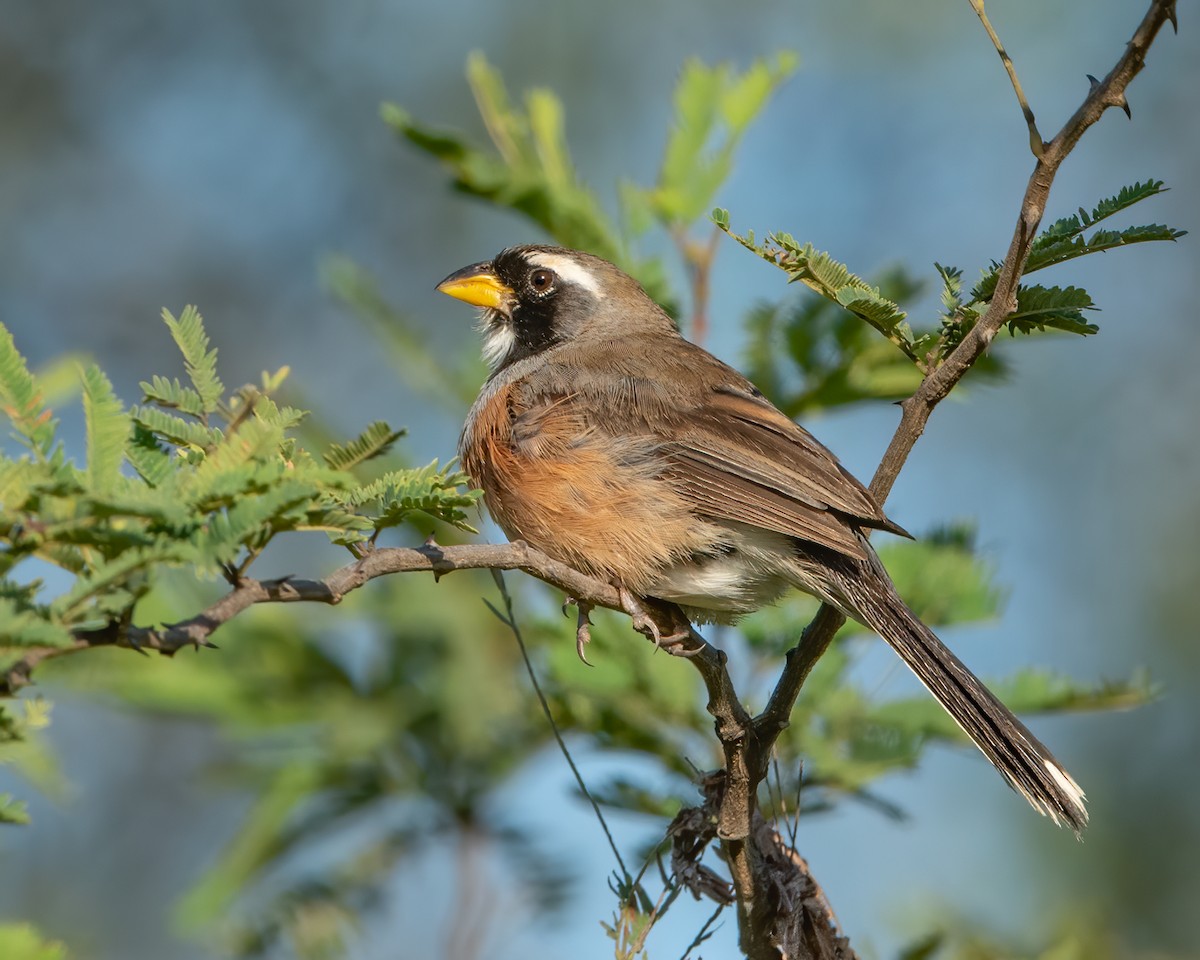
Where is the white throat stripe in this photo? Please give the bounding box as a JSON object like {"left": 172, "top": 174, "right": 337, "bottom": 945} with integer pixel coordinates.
{"left": 478, "top": 312, "right": 516, "bottom": 369}
{"left": 527, "top": 252, "right": 605, "bottom": 298}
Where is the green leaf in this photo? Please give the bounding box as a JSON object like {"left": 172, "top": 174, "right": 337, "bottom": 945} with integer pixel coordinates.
{"left": 125, "top": 424, "right": 175, "bottom": 487}
{"left": 385, "top": 55, "right": 620, "bottom": 262}
{"left": 48, "top": 544, "right": 177, "bottom": 621}
{"left": 527, "top": 88, "right": 571, "bottom": 188}
{"left": 741, "top": 266, "right": 972, "bottom": 417}
{"left": 720, "top": 51, "right": 799, "bottom": 129}
{"left": 870, "top": 669, "right": 1156, "bottom": 744}
{"left": 1022, "top": 223, "right": 1186, "bottom": 280}
{"left": 193, "top": 480, "right": 325, "bottom": 567}
{"left": 650, "top": 54, "right": 797, "bottom": 226}
{"left": 331, "top": 461, "right": 482, "bottom": 535}
{"left": 0, "top": 794, "right": 31, "bottom": 825}
{"left": 80, "top": 364, "right": 129, "bottom": 494}
{"left": 0, "top": 323, "right": 57, "bottom": 456}
{"left": 1005, "top": 284, "right": 1098, "bottom": 336}
{"left": 1089, "top": 178, "right": 1169, "bottom": 219}
{"left": 934, "top": 262, "right": 964, "bottom": 320}
{"left": 131, "top": 404, "right": 223, "bottom": 449}
{"left": 139, "top": 374, "right": 206, "bottom": 418}
{"left": 322, "top": 421, "right": 405, "bottom": 471}
{"left": 0, "top": 597, "right": 75, "bottom": 650}
{"left": 161, "top": 306, "right": 224, "bottom": 414}
{"left": 974, "top": 180, "right": 1184, "bottom": 300}
{"left": 251, "top": 395, "right": 306, "bottom": 431}
{"left": 716, "top": 219, "right": 918, "bottom": 362}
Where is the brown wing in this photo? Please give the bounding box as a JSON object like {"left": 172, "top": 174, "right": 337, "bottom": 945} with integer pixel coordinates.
{"left": 516, "top": 335, "right": 908, "bottom": 562}
{"left": 660, "top": 384, "right": 908, "bottom": 559}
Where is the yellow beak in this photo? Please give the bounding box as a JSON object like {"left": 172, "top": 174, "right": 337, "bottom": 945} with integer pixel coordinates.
{"left": 435, "top": 261, "right": 513, "bottom": 310}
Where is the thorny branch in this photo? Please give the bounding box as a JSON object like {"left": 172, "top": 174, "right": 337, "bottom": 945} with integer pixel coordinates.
{"left": 0, "top": 4, "right": 1179, "bottom": 959}
{"left": 755, "top": 0, "right": 1178, "bottom": 757}
{"left": 2, "top": 541, "right": 625, "bottom": 696}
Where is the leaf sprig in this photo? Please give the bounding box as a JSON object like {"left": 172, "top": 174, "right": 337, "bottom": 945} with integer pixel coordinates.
{"left": 716, "top": 177, "right": 1185, "bottom": 378}
{"left": 0, "top": 309, "right": 481, "bottom": 666}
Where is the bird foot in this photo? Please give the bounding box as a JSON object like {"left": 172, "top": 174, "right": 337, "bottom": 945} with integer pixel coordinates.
{"left": 618, "top": 587, "right": 697, "bottom": 656}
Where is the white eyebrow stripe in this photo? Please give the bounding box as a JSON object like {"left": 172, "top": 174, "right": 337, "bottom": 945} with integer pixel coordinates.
{"left": 526, "top": 251, "right": 605, "bottom": 298}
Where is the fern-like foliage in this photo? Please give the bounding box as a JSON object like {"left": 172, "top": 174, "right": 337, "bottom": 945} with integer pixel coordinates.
{"left": 161, "top": 306, "right": 224, "bottom": 415}
{"left": 718, "top": 177, "right": 1184, "bottom": 374}
{"left": 139, "top": 374, "right": 207, "bottom": 418}
{"left": 0, "top": 326, "right": 58, "bottom": 457}
{"left": 975, "top": 180, "right": 1186, "bottom": 300}
{"left": 1006, "top": 284, "right": 1098, "bottom": 336}
{"left": 325, "top": 460, "right": 480, "bottom": 543}
{"left": 741, "top": 267, "right": 1003, "bottom": 416}
{"left": 714, "top": 212, "right": 920, "bottom": 361}
{"left": 0, "top": 309, "right": 482, "bottom": 688}
{"left": 323, "top": 421, "right": 406, "bottom": 471}
{"left": 81, "top": 364, "right": 128, "bottom": 495}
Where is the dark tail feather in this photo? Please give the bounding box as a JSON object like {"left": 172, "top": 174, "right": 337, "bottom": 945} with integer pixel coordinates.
{"left": 837, "top": 568, "right": 1088, "bottom": 834}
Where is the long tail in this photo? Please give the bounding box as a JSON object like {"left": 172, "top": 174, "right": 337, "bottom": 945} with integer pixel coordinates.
{"left": 833, "top": 563, "right": 1088, "bottom": 834}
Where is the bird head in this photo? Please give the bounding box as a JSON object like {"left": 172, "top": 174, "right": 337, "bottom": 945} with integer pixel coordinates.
{"left": 437, "top": 244, "right": 674, "bottom": 371}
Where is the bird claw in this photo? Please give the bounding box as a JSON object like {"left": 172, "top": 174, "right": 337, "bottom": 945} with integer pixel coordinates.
{"left": 572, "top": 599, "right": 595, "bottom": 666}
{"left": 618, "top": 586, "right": 695, "bottom": 655}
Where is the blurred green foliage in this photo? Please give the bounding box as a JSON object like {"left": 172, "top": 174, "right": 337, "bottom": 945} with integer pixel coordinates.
{"left": 0, "top": 51, "right": 1167, "bottom": 960}
{"left": 899, "top": 922, "right": 1200, "bottom": 960}
{"left": 0, "top": 924, "right": 69, "bottom": 960}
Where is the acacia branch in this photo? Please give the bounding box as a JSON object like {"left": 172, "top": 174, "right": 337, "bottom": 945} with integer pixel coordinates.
{"left": 754, "top": 0, "right": 1178, "bottom": 752}
{"left": 0, "top": 541, "right": 626, "bottom": 696}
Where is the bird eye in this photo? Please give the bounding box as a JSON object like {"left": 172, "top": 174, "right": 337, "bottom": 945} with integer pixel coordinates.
{"left": 529, "top": 269, "right": 555, "bottom": 292}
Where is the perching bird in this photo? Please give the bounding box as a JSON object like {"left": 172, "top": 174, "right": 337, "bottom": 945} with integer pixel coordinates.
{"left": 437, "top": 243, "right": 1087, "bottom": 832}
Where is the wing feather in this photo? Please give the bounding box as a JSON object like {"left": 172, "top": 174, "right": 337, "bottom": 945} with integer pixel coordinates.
{"left": 514, "top": 335, "right": 908, "bottom": 560}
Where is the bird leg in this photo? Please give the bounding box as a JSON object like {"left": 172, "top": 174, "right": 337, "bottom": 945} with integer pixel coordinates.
{"left": 618, "top": 586, "right": 697, "bottom": 656}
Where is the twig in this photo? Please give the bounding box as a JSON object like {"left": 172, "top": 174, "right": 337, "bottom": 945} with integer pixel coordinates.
{"left": 675, "top": 226, "right": 722, "bottom": 346}
{"left": 969, "top": 0, "right": 1044, "bottom": 157}
{"left": 483, "top": 570, "right": 629, "bottom": 879}
{"left": 678, "top": 903, "right": 726, "bottom": 960}
{"left": 1, "top": 541, "right": 622, "bottom": 695}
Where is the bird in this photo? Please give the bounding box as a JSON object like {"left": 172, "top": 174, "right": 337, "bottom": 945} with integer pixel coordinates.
{"left": 437, "top": 243, "right": 1087, "bottom": 833}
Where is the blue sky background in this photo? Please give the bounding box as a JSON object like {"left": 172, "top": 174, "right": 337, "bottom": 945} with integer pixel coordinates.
{"left": 2, "top": 1, "right": 1199, "bottom": 957}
